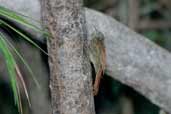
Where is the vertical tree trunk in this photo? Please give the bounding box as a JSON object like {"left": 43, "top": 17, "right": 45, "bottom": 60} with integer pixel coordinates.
{"left": 40, "top": 0, "right": 95, "bottom": 114}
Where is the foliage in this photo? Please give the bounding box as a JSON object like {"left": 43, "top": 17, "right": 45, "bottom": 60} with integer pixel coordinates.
{"left": 0, "top": 6, "right": 48, "bottom": 114}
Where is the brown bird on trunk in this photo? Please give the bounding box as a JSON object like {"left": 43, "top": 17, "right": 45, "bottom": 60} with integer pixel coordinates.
{"left": 88, "top": 31, "right": 106, "bottom": 96}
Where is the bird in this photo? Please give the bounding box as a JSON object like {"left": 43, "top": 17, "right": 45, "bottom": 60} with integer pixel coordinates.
{"left": 88, "top": 31, "right": 106, "bottom": 96}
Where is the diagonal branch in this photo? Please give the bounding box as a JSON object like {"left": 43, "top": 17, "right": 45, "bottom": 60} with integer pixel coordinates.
{"left": 85, "top": 8, "right": 171, "bottom": 113}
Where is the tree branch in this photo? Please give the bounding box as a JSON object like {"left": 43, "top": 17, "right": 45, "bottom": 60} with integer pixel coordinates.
{"left": 85, "top": 8, "right": 171, "bottom": 113}
{"left": 1, "top": 1, "right": 171, "bottom": 112}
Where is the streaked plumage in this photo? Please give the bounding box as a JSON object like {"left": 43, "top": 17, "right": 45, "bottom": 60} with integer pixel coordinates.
{"left": 88, "top": 31, "right": 106, "bottom": 95}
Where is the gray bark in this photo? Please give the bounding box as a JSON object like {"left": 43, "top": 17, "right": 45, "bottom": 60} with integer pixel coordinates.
{"left": 1, "top": 0, "right": 171, "bottom": 113}
{"left": 40, "top": 0, "right": 95, "bottom": 114}
{"left": 85, "top": 9, "right": 171, "bottom": 113}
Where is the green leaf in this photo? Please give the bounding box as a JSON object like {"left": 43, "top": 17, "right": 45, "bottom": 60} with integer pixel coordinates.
{"left": 0, "top": 6, "right": 50, "bottom": 114}
{"left": 3, "top": 36, "right": 40, "bottom": 89}
{"left": 0, "top": 19, "right": 48, "bottom": 55}
{"left": 0, "top": 33, "right": 21, "bottom": 113}
{"left": 0, "top": 6, "right": 49, "bottom": 37}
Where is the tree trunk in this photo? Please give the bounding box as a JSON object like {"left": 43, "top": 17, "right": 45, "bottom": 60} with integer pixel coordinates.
{"left": 40, "top": 0, "right": 95, "bottom": 114}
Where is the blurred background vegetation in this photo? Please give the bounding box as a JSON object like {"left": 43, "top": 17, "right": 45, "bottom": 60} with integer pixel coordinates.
{"left": 85, "top": 0, "right": 171, "bottom": 51}
{"left": 0, "top": 0, "right": 171, "bottom": 114}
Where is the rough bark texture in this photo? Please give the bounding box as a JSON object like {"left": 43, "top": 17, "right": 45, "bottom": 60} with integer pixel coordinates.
{"left": 40, "top": 0, "right": 95, "bottom": 114}
{"left": 1, "top": 0, "right": 171, "bottom": 113}
{"left": 85, "top": 9, "right": 171, "bottom": 113}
